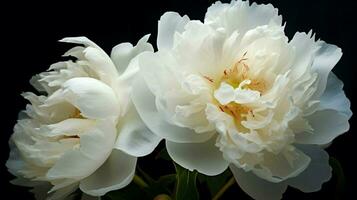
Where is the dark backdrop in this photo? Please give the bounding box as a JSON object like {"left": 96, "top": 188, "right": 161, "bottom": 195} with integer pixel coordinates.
{"left": 2, "top": 0, "right": 356, "bottom": 199}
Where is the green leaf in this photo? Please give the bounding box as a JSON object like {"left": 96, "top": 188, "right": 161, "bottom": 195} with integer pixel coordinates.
{"left": 198, "top": 169, "right": 232, "bottom": 197}
{"left": 174, "top": 163, "right": 199, "bottom": 200}
{"left": 329, "top": 157, "right": 346, "bottom": 199}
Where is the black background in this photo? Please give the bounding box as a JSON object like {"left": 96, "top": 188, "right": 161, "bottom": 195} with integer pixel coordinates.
{"left": 1, "top": 0, "right": 356, "bottom": 199}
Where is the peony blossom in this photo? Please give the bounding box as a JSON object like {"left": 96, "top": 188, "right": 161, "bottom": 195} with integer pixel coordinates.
{"left": 132, "top": 1, "right": 352, "bottom": 199}
{"left": 6, "top": 36, "right": 160, "bottom": 199}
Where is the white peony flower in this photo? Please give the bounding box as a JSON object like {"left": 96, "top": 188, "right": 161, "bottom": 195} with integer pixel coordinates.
{"left": 6, "top": 36, "right": 160, "bottom": 199}
{"left": 132, "top": 1, "right": 352, "bottom": 199}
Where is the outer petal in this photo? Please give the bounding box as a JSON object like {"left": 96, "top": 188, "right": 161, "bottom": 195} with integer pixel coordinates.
{"left": 111, "top": 34, "right": 154, "bottom": 74}
{"left": 157, "top": 12, "right": 190, "bottom": 50}
{"left": 318, "top": 72, "right": 352, "bottom": 118}
{"left": 311, "top": 42, "right": 343, "bottom": 99}
{"left": 131, "top": 76, "right": 214, "bottom": 143}
{"left": 230, "top": 165, "right": 287, "bottom": 200}
{"left": 295, "top": 109, "right": 350, "bottom": 145}
{"left": 286, "top": 145, "right": 332, "bottom": 192}
{"left": 80, "top": 149, "right": 137, "bottom": 196}
{"left": 46, "top": 77, "right": 120, "bottom": 120}
{"left": 115, "top": 104, "right": 161, "bottom": 157}
{"left": 166, "top": 136, "right": 229, "bottom": 176}
{"left": 253, "top": 146, "right": 311, "bottom": 182}
{"left": 46, "top": 120, "right": 116, "bottom": 183}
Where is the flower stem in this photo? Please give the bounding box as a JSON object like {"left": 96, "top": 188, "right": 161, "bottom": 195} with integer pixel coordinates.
{"left": 212, "top": 177, "right": 236, "bottom": 200}
{"left": 133, "top": 174, "right": 149, "bottom": 188}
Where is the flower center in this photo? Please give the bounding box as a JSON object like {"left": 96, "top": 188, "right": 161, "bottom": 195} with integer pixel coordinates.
{"left": 204, "top": 54, "right": 268, "bottom": 131}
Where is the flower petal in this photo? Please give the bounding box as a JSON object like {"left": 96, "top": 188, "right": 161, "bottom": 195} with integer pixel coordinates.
{"left": 115, "top": 104, "right": 161, "bottom": 157}
{"left": 111, "top": 34, "right": 154, "bottom": 74}
{"left": 205, "top": 1, "right": 282, "bottom": 35}
{"left": 60, "top": 37, "right": 101, "bottom": 49}
{"left": 131, "top": 76, "right": 214, "bottom": 143}
{"left": 230, "top": 165, "right": 287, "bottom": 200}
{"left": 311, "top": 42, "right": 343, "bottom": 99}
{"left": 318, "top": 72, "right": 352, "bottom": 118}
{"left": 60, "top": 37, "right": 119, "bottom": 84}
{"left": 252, "top": 146, "right": 311, "bottom": 182}
{"left": 80, "top": 149, "right": 137, "bottom": 196}
{"left": 295, "top": 109, "right": 350, "bottom": 145}
{"left": 286, "top": 145, "right": 331, "bottom": 192}
{"left": 157, "top": 12, "right": 190, "bottom": 50}
{"left": 43, "top": 118, "right": 96, "bottom": 137}
{"left": 46, "top": 120, "right": 116, "bottom": 182}
{"left": 166, "top": 136, "right": 229, "bottom": 176}
{"left": 46, "top": 77, "right": 120, "bottom": 120}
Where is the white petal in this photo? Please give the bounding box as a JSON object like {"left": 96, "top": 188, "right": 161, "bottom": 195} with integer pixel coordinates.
{"left": 47, "top": 120, "right": 116, "bottom": 182}
{"left": 111, "top": 34, "right": 154, "bottom": 74}
{"left": 60, "top": 37, "right": 101, "bottom": 49}
{"left": 157, "top": 12, "right": 190, "bottom": 50}
{"left": 49, "top": 183, "right": 78, "bottom": 200}
{"left": 253, "top": 146, "right": 311, "bottom": 182}
{"left": 49, "top": 77, "right": 120, "bottom": 120}
{"left": 214, "top": 82, "right": 235, "bottom": 105}
{"left": 131, "top": 76, "right": 214, "bottom": 143}
{"left": 82, "top": 46, "right": 119, "bottom": 84}
{"left": 43, "top": 118, "right": 96, "bottom": 137}
{"left": 205, "top": 1, "right": 282, "bottom": 35}
{"left": 230, "top": 165, "right": 287, "bottom": 200}
{"left": 311, "top": 42, "right": 343, "bottom": 99}
{"left": 295, "top": 109, "right": 350, "bottom": 145}
{"left": 115, "top": 104, "right": 161, "bottom": 157}
{"left": 318, "top": 72, "right": 352, "bottom": 118}
{"left": 286, "top": 145, "right": 331, "bottom": 192}
{"left": 80, "top": 149, "right": 137, "bottom": 196}
{"left": 166, "top": 136, "right": 229, "bottom": 176}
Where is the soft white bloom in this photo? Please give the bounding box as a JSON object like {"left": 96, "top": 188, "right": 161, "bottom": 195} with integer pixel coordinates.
{"left": 7, "top": 36, "right": 160, "bottom": 199}
{"left": 132, "top": 1, "right": 352, "bottom": 199}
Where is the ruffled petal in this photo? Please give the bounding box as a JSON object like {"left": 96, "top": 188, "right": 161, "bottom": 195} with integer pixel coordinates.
{"left": 131, "top": 76, "right": 214, "bottom": 143}
{"left": 205, "top": 1, "right": 282, "bottom": 35}
{"left": 80, "top": 149, "right": 137, "bottom": 196}
{"left": 111, "top": 34, "right": 154, "bottom": 74}
{"left": 166, "top": 136, "right": 229, "bottom": 176}
{"left": 157, "top": 12, "right": 190, "bottom": 50}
